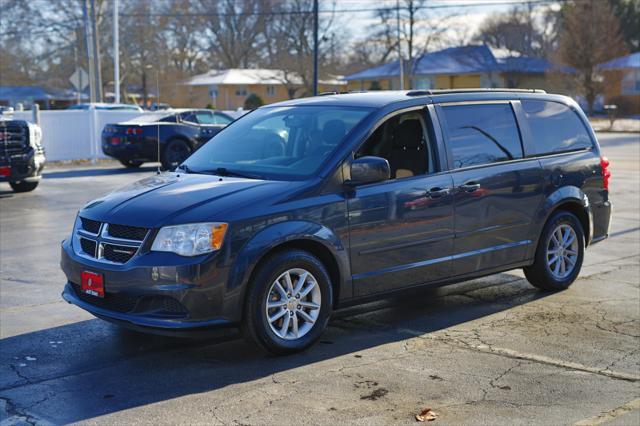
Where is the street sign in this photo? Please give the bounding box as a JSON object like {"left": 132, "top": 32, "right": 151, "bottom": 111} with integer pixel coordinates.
{"left": 69, "top": 68, "right": 89, "bottom": 91}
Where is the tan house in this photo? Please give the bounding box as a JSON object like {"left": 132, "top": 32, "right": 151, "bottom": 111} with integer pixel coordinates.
{"left": 597, "top": 52, "right": 640, "bottom": 115}
{"left": 183, "top": 69, "right": 346, "bottom": 110}
{"left": 344, "top": 45, "right": 570, "bottom": 93}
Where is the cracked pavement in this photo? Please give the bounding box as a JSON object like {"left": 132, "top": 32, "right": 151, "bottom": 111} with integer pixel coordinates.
{"left": 1, "top": 132, "right": 639, "bottom": 425}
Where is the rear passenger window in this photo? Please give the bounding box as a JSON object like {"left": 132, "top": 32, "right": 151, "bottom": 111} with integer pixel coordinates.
{"left": 440, "top": 103, "right": 523, "bottom": 169}
{"left": 522, "top": 100, "right": 593, "bottom": 154}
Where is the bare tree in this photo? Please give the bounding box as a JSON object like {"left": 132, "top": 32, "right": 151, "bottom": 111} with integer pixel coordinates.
{"left": 475, "top": 4, "right": 560, "bottom": 58}
{"left": 353, "top": 7, "right": 400, "bottom": 67}
{"left": 352, "top": 1, "right": 452, "bottom": 85}
{"left": 557, "top": 0, "right": 627, "bottom": 114}
{"left": 262, "top": 0, "right": 342, "bottom": 97}
{"left": 198, "top": 0, "right": 266, "bottom": 68}
{"left": 159, "top": 0, "right": 207, "bottom": 75}
{"left": 120, "top": 0, "right": 167, "bottom": 105}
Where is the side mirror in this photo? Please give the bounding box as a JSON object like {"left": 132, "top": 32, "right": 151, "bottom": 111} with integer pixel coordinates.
{"left": 347, "top": 156, "right": 390, "bottom": 186}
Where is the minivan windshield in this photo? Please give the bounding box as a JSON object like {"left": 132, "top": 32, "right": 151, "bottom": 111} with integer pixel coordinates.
{"left": 181, "top": 105, "right": 372, "bottom": 180}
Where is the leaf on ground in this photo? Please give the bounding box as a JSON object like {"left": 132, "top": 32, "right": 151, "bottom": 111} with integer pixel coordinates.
{"left": 415, "top": 408, "right": 438, "bottom": 422}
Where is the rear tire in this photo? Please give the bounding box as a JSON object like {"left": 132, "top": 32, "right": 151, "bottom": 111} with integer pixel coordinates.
{"left": 9, "top": 180, "right": 39, "bottom": 192}
{"left": 243, "top": 249, "right": 333, "bottom": 355}
{"left": 524, "top": 211, "right": 585, "bottom": 291}
{"left": 161, "top": 139, "right": 191, "bottom": 171}
{"left": 119, "top": 159, "right": 143, "bottom": 168}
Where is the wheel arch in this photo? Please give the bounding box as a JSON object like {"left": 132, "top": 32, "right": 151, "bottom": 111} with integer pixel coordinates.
{"left": 551, "top": 201, "right": 591, "bottom": 245}
{"left": 227, "top": 220, "right": 350, "bottom": 321}
{"left": 531, "top": 186, "right": 593, "bottom": 259}
{"left": 163, "top": 135, "right": 194, "bottom": 151}
{"left": 247, "top": 239, "right": 342, "bottom": 308}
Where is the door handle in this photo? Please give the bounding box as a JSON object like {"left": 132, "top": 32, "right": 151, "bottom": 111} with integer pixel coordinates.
{"left": 427, "top": 187, "right": 451, "bottom": 198}
{"left": 459, "top": 182, "right": 481, "bottom": 193}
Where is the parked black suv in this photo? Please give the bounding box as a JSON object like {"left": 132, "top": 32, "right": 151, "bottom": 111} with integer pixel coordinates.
{"left": 0, "top": 118, "right": 46, "bottom": 192}
{"left": 102, "top": 109, "right": 234, "bottom": 170}
{"left": 61, "top": 90, "right": 611, "bottom": 354}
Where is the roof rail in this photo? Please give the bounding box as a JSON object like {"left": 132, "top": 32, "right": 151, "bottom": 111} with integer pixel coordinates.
{"left": 407, "top": 88, "right": 546, "bottom": 97}
{"left": 405, "top": 90, "right": 431, "bottom": 96}
{"left": 318, "top": 91, "right": 339, "bottom": 96}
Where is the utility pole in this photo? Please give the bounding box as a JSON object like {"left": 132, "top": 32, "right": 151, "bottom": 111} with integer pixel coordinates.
{"left": 82, "top": 0, "right": 96, "bottom": 103}
{"left": 312, "top": 0, "right": 319, "bottom": 96}
{"left": 113, "top": 0, "right": 120, "bottom": 104}
{"left": 90, "top": 0, "right": 103, "bottom": 102}
{"left": 396, "top": 0, "right": 404, "bottom": 90}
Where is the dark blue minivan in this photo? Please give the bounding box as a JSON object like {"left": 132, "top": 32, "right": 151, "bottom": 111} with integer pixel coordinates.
{"left": 61, "top": 90, "right": 611, "bottom": 354}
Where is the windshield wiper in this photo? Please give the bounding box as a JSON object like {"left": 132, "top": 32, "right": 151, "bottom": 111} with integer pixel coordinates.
{"left": 208, "top": 167, "right": 265, "bottom": 180}
{"left": 176, "top": 164, "right": 205, "bottom": 175}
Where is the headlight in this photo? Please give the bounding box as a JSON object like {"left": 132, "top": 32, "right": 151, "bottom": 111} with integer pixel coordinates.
{"left": 27, "top": 123, "right": 42, "bottom": 148}
{"left": 151, "top": 222, "right": 228, "bottom": 256}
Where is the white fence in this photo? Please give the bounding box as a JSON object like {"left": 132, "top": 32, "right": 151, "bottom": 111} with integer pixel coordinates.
{"left": 9, "top": 108, "right": 246, "bottom": 162}
{"left": 12, "top": 110, "right": 145, "bottom": 162}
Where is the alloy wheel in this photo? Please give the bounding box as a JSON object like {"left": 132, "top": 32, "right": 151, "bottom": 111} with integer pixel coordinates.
{"left": 265, "top": 268, "right": 321, "bottom": 340}
{"left": 546, "top": 224, "right": 579, "bottom": 280}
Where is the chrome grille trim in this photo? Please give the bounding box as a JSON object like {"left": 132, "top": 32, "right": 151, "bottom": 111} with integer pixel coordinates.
{"left": 0, "top": 122, "right": 29, "bottom": 157}
{"left": 73, "top": 219, "right": 148, "bottom": 265}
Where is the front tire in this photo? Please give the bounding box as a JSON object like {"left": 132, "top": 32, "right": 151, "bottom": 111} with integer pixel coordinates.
{"left": 9, "top": 180, "right": 39, "bottom": 192}
{"left": 161, "top": 139, "right": 191, "bottom": 171}
{"left": 524, "top": 211, "right": 585, "bottom": 291}
{"left": 243, "top": 249, "right": 333, "bottom": 355}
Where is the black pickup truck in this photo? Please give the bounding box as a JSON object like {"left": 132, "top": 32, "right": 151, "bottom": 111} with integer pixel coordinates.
{"left": 102, "top": 109, "right": 234, "bottom": 170}
{"left": 0, "top": 118, "right": 46, "bottom": 192}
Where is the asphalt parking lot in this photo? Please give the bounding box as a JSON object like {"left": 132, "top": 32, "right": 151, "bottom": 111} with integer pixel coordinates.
{"left": 1, "top": 132, "right": 638, "bottom": 425}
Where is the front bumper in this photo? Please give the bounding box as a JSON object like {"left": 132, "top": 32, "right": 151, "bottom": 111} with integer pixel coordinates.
{"left": 60, "top": 238, "right": 238, "bottom": 333}
{"left": 0, "top": 148, "right": 45, "bottom": 183}
{"left": 61, "top": 283, "right": 235, "bottom": 337}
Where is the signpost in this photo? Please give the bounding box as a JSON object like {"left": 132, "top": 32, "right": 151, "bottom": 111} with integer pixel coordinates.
{"left": 69, "top": 68, "right": 89, "bottom": 103}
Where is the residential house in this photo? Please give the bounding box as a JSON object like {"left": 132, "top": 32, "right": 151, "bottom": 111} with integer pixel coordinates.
{"left": 344, "top": 45, "right": 570, "bottom": 93}
{"left": 597, "top": 52, "right": 640, "bottom": 114}
{"left": 0, "top": 86, "right": 86, "bottom": 110}
{"left": 182, "top": 69, "right": 347, "bottom": 110}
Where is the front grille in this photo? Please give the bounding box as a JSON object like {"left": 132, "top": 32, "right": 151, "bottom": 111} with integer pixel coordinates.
{"left": 75, "top": 219, "right": 146, "bottom": 264}
{"left": 102, "top": 243, "right": 137, "bottom": 263}
{"left": 80, "top": 217, "right": 101, "bottom": 234}
{"left": 108, "top": 224, "right": 148, "bottom": 241}
{"left": 71, "top": 283, "right": 139, "bottom": 313}
{"left": 162, "top": 297, "right": 188, "bottom": 314}
{"left": 0, "top": 121, "right": 29, "bottom": 157}
{"left": 80, "top": 238, "right": 97, "bottom": 257}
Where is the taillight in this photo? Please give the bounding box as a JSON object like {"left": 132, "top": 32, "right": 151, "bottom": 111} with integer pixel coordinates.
{"left": 600, "top": 156, "right": 611, "bottom": 190}
{"left": 125, "top": 127, "right": 142, "bottom": 135}
{"left": 0, "top": 166, "right": 11, "bottom": 177}
{"left": 110, "top": 136, "right": 121, "bottom": 145}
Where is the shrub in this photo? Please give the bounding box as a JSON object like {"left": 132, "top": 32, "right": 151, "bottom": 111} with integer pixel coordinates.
{"left": 244, "top": 93, "right": 264, "bottom": 110}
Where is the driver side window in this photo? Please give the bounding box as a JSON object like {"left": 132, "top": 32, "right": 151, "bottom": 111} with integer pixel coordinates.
{"left": 356, "top": 111, "right": 436, "bottom": 179}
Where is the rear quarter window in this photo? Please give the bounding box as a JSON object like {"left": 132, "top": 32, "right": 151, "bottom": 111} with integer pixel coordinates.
{"left": 213, "top": 113, "right": 233, "bottom": 125}
{"left": 522, "top": 100, "right": 593, "bottom": 155}
{"left": 440, "top": 103, "right": 524, "bottom": 169}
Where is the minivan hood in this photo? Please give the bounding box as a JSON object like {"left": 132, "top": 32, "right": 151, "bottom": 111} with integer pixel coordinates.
{"left": 79, "top": 173, "right": 296, "bottom": 228}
